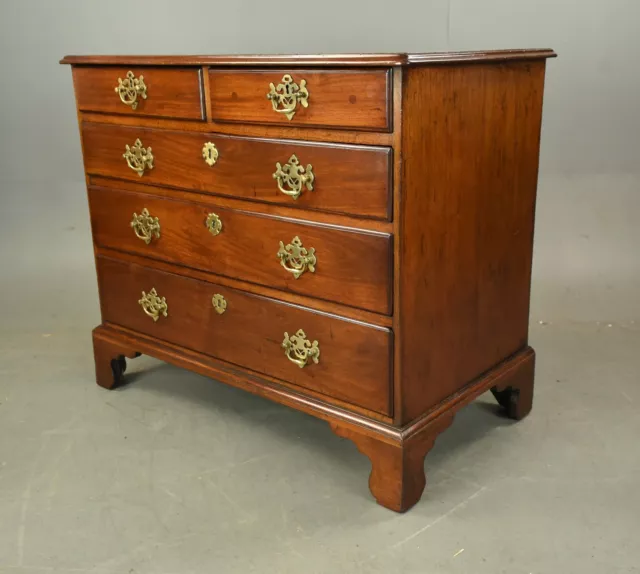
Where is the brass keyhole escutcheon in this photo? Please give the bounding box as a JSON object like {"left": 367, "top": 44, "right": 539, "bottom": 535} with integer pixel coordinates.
{"left": 205, "top": 213, "right": 223, "bottom": 236}
{"left": 212, "top": 294, "right": 227, "bottom": 315}
{"left": 202, "top": 142, "right": 219, "bottom": 167}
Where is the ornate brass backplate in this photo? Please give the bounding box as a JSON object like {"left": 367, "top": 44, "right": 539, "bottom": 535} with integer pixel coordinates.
{"left": 123, "top": 139, "right": 154, "bottom": 177}
{"left": 273, "top": 154, "right": 315, "bottom": 200}
{"left": 266, "top": 74, "right": 309, "bottom": 120}
{"left": 130, "top": 208, "right": 160, "bottom": 244}
{"left": 202, "top": 142, "right": 219, "bottom": 167}
{"left": 282, "top": 329, "right": 320, "bottom": 368}
{"left": 138, "top": 288, "right": 168, "bottom": 322}
{"left": 115, "top": 71, "right": 148, "bottom": 110}
{"left": 277, "top": 236, "right": 316, "bottom": 279}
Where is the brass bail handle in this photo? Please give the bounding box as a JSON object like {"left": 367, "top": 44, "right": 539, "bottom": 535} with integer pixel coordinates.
{"left": 123, "top": 139, "right": 154, "bottom": 177}
{"left": 115, "top": 71, "right": 148, "bottom": 110}
{"left": 273, "top": 154, "right": 314, "bottom": 200}
{"left": 277, "top": 236, "right": 316, "bottom": 279}
{"left": 282, "top": 329, "right": 320, "bottom": 368}
{"left": 266, "top": 74, "right": 309, "bottom": 120}
{"left": 130, "top": 208, "right": 160, "bottom": 244}
{"left": 138, "top": 288, "right": 168, "bottom": 322}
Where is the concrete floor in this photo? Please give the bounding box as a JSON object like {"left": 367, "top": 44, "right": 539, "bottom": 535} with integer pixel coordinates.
{"left": 1, "top": 179, "right": 639, "bottom": 573}
{"left": 1, "top": 322, "right": 639, "bottom": 573}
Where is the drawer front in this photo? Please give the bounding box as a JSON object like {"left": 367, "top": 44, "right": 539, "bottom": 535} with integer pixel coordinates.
{"left": 89, "top": 187, "right": 393, "bottom": 315}
{"left": 73, "top": 67, "right": 204, "bottom": 120}
{"left": 97, "top": 257, "right": 392, "bottom": 415}
{"left": 209, "top": 69, "right": 391, "bottom": 131}
{"left": 82, "top": 123, "right": 391, "bottom": 220}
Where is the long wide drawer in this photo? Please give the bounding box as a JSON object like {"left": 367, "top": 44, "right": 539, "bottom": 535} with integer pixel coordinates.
{"left": 89, "top": 186, "right": 393, "bottom": 315}
{"left": 73, "top": 67, "right": 204, "bottom": 120}
{"left": 82, "top": 122, "right": 392, "bottom": 220}
{"left": 209, "top": 69, "right": 392, "bottom": 131}
{"left": 97, "top": 256, "right": 392, "bottom": 415}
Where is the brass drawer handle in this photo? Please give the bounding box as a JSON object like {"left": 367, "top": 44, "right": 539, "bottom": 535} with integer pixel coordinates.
{"left": 212, "top": 294, "right": 227, "bottom": 315}
{"left": 138, "top": 288, "right": 168, "bottom": 322}
{"left": 115, "top": 71, "right": 147, "bottom": 110}
{"left": 202, "top": 142, "right": 219, "bottom": 167}
{"left": 205, "top": 213, "right": 223, "bottom": 236}
{"left": 123, "top": 139, "right": 154, "bottom": 177}
{"left": 266, "top": 74, "right": 309, "bottom": 120}
{"left": 277, "top": 236, "right": 316, "bottom": 279}
{"left": 282, "top": 329, "right": 320, "bottom": 368}
{"left": 130, "top": 208, "right": 160, "bottom": 244}
{"left": 273, "top": 155, "right": 314, "bottom": 200}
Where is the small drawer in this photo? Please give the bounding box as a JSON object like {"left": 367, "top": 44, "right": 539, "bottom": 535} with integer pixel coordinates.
{"left": 209, "top": 69, "right": 391, "bottom": 131}
{"left": 97, "top": 256, "right": 392, "bottom": 415}
{"left": 73, "top": 67, "right": 204, "bottom": 120}
{"left": 82, "top": 122, "right": 392, "bottom": 220}
{"left": 89, "top": 186, "right": 393, "bottom": 315}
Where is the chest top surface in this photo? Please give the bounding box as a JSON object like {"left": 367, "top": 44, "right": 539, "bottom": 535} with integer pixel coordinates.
{"left": 60, "top": 49, "right": 556, "bottom": 66}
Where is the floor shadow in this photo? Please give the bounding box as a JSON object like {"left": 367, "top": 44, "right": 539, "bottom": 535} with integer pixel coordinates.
{"left": 113, "top": 358, "right": 519, "bottom": 507}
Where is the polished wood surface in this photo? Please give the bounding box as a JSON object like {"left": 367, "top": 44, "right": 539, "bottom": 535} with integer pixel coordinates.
{"left": 209, "top": 69, "right": 391, "bottom": 131}
{"left": 90, "top": 176, "right": 393, "bottom": 234}
{"left": 61, "top": 49, "right": 556, "bottom": 66}
{"left": 331, "top": 346, "right": 535, "bottom": 510}
{"left": 390, "top": 68, "right": 404, "bottom": 426}
{"left": 82, "top": 122, "right": 392, "bottom": 219}
{"left": 97, "top": 256, "right": 392, "bottom": 414}
{"left": 96, "top": 245, "right": 394, "bottom": 329}
{"left": 89, "top": 186, "right": 392, "bottom": 315}
{"left": 73, "top": 67, "right": 204, "bottom": 120}
{"left": 80, "top": 112, "right": 394, "bottom": 146}
{"left": 64, "top": 51, "right": 555, "bottom": 512}
{"left": 331, "top": 412, "right": 454, "bottom": 512}
{"left": 93, "top": 331, "right": 140, "bottom": 390}
{"left": 398, "top": 61, "right": 547, "bottom": 422}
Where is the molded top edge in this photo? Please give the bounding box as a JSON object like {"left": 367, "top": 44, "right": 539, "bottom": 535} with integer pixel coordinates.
{"left": 60, "top": 49, "right": 556, "bottom": 66}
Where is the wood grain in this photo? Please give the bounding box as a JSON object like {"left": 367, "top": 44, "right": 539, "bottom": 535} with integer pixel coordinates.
{"left": 89, "top": 176, "right": 393, "bottom": 234}
{"left": 73, "top": 67, "right": 204, "bottom": 120}
{"left": 89, "top": 186, "right": 393, "bottom": 315}
{"left": 331, "top": 412, "right": 454, "bottom": 512}
{"left": 209, "top": 69, "right": 391, "bottom": 131}
{"left": 81, "top": 122, "right": 392, "bottom": 220}
{"left": 330, "top": 346, "right": 535, "bottom": 511}
{"left": 78, "top": 112, "right": 394, "bottom": 146}
{"left": 491, "top": 349, "right": 535, "bottom": 420}
{"left": 96, "top": 245, "right": 393, "bottom": 329}
{"left": 93, "top": 332, "right": 140, "bottom": 390}
{"left": 61, "top": 49, "right": 556, "bottom": 66}
{"left": 398, "top": 61, "right": 547, "bottom": 422}
{"left": 97, "top": 256, "right": 392, "bottom": 414}
{"left": 391, "top": 67, "right": 404, "bottom": 425}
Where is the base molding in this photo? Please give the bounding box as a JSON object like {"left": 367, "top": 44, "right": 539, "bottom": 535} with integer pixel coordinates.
{"left": 92, "top": 324, "right": 535, "bottom": 511}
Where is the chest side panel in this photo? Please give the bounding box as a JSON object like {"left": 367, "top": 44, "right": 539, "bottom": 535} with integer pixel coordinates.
{"left": 399, "top": 61, "right": 548, "bottom": 422}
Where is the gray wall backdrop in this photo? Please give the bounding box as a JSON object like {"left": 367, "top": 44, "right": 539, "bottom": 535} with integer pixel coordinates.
{"left": 1, "top": 0, "right": 638, "bottom": 330}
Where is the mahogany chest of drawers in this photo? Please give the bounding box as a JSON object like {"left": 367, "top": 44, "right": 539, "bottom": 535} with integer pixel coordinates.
{"left": 61, "top": 50, "right": 555, "bottom": 512}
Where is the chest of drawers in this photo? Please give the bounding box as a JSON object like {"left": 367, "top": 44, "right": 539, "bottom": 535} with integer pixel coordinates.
{"left": 62, "top": 50, "right": 555, "bottom": 512}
